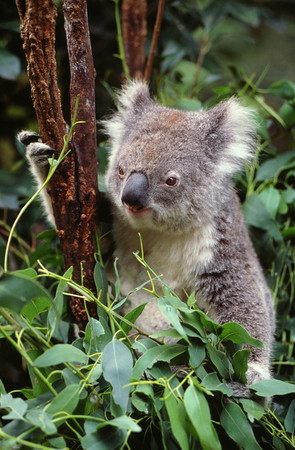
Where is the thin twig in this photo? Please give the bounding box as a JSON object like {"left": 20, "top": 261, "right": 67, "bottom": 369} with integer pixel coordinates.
{"left": 190, "top": 34, "right": 209, "bottom": 96}
{"left": 114, "top": 0, "right": 130, "bottom": 78}
{"left": 144, "top": 0, "right": 165, "bottom": 81}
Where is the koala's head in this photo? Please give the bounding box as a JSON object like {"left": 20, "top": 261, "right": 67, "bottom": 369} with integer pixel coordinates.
{"left": 103, "top": 81, "right": 256, "bottom": 232}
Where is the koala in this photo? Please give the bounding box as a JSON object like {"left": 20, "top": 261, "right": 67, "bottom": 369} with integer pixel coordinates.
{"left": 103, "top": 81, "right": 275, "bottom": 392}
{"left": 19, "top": 80, "right": 275, "bottom": 396}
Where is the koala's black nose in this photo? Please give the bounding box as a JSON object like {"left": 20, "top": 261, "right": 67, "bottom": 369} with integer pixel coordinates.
{"left": 121, "top": 172, "right": 149, "bottom": 210}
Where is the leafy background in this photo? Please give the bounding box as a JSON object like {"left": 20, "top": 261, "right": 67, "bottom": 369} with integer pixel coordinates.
{"left": 0, "top": 0, "right": 294, "bottom": 449}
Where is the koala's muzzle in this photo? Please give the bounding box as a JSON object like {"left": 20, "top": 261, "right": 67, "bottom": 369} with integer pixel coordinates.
{"left": 121, "top": 172, "right": 149, "bottom": 211}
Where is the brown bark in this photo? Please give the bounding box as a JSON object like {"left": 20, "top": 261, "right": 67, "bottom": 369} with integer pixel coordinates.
{"left": 62, "top": 0, "right": 98, "bottom": 324}
{"left": 16, "top": 0, "right": 67, "bottom": 148}
{"left": 122, "top": 0, "right": 147, "bottom": 79}
{"left": 16, "top": 0, "right": 98, "bottom": 328}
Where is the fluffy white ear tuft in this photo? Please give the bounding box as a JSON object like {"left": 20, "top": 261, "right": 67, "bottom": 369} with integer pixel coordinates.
{"left": 102, "top": 80, "right": 152, "bottom": 161}
{"left": 116, "top": 79, "right": 151, "bottom": 112}
{"left": 214, "top": 98, "right": 257, "bottom": 176}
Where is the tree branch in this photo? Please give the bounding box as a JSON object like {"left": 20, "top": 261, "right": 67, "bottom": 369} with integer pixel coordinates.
{"left": 144, "top": 0, "right": 165, "bottom": 81}
{"left": 121, "top": 0, "right": 147, "bottom": 79}
{"left": 62, "top": 0, "right": 98, "bottom": 324}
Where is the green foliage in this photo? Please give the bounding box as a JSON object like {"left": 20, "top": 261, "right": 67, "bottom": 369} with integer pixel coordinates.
{"left": 0, "top": 261, "right": 294, "bottom": 449}
{"left": 0, "top": 0, "right": 294, "bottom": 448}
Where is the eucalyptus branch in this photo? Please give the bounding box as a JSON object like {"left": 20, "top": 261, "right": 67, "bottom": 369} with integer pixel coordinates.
{"left": 37, "top": 262, "right": 163, "bottom": 343}
{"left": 0, "top": 431, "right": 53, "bottom": 450}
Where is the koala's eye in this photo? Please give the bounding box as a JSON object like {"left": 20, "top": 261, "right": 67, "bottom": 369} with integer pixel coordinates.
{"left": 165, "top": 176, "right": 178, "bottom": 186}
{"left": 118, "top": 166, "right": 125, "bottom": 179}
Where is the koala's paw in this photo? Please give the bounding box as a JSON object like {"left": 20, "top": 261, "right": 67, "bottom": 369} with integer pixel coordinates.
{"left": 18, "top": 131, "right": 57, "bottom": 166}
{"left": 17, "top": 130, "right": 41, "bottom": 146}
{"left": 227, "top": 381, "right": 251, "bottom": 398}
{"left": 246, "top": 362, "right": 271, "bottom": 386}
{"left": 228, "top": 362, "right": 271, "bottom": 406}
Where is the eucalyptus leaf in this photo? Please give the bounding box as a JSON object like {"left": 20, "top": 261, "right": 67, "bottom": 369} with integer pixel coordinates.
{"left": 132, "top": 344, "right": 186, "bottom": 379}
{"left": 94, "top": 261, "right": 108, "bottom": 305}
{"left": 239, "top": 399, "right": 265, "bottom": 422}
{"left": 188, "top": 344, "right": 206, "bottom": 369}
{"left": 255, "top": 150, "right": 295, "bottom": 181}
{"left": 268, "top": 80, "right": 295, "bottom": 100}
{"left": 258, "top": 188, "right": 281, "bottom": 219}
{"left": 48, "top": 436, "right": 67, "bottom": 449}
{"left": 132, "top": 394, "right": 150, "bottom": 414}
{"left": 206, "top": 344, "right": 234, "bottom": 379}
{"left": 26, "top": 408, "right": 57, "bottom": 435}
{"left": 221, "top": 402, "right": 262, "bottom": 449}
{"left": 199, "top": 310, "right": 222, "bottom": 334}
{"left": 281, "top": 188, "right": 295, "bottom": 204}
{"left": 0, "top": 394, "right": 27, "bottom": 420}
{"left": 201, "top": 372, "right": 233, "bottom": 396}
{"left": 164, "top": 388, "right": 190, "bottom": 450}
{"left": 219, "top": 322, "right": 263, "bottom": 347}
{"left": 151, "top": 328, "right": 183, "bottom": 339}
{"left": 46, "top": 384, "right": 80, "bottom": 416}
{"left": 284, "top": 399, "right": 295, "bottom": 433}
{"left": 157, "top": 296, "right": 190, "bottom": 342}
{"left": 183, "top": 384, "right": 221, "bottom": 450}
{"left": 174, "top": 97, "right": 202, "bottom": 111}
{"left": 279, "top": 102, "right": 295, "bottom": 128}
{"left": 100, "top": 415, "right": 141, "bottom": 432}
{"left": 132, "top": 338, "right": 158, "bottom": 353}
{"left": 250, "top": 379, "right": 295, "bottom": 397}
{"left": 180, "top": 310, "right": 207, "bottom": 340}
{"left": 84, "top": 317, "right": 106, "bottom": 354}
{"left": 21, "top": 296, "right": 51, "bottom": 322}
{"left": 101, "top": 339, "right": 133, "bottom": 411}
{"left": 0, "top": 49, "right": 21, "bottom": 80}
{"left": 47, "top": 267, "right": 72, "bottom": 335}
{"left": 282, "top": 227, "right": 295, "bottom": 240}
{"left": 33, "top": 344, "right": 88, "bottom": 367}
{"left": 81, "top": 427, "right": 126, "bottom": 450}
{"left": 232, "top": 349, "right": 251, "bottom": 384}
{"left": 119, "top": 303, "right": 146, "bottom": 335}
{"left": 243, "top": 194, "right": 282, "bottom": 242}
{"left": 0, "top": 272, "right": 52, "bottom": 313}
{"left": 26, "top": 349, "right": 51, "bottom": 397}
{"left": 0, "top": 379, "right": 7, "bottom": 394}
{"left": 131, "top": 384, "right": 154, "bottom": 414}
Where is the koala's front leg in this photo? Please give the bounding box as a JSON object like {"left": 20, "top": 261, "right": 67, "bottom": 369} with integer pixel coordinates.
{"left": 18, "top": 131, "right": 57, "bottom": 225}
{"left": 213, "top": 295, "right": 272, "bottom": 397}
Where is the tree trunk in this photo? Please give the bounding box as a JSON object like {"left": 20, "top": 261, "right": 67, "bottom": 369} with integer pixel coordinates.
{"left": 122, "top": 0, "right": 147, "bottom": 79}
{"left": 16, "top": 0, "right": 98, "bottom": 329}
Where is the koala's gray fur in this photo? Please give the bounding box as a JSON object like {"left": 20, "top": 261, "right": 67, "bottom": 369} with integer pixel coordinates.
{"left": 19, "top": 80, "right": 275, "bottom": 395}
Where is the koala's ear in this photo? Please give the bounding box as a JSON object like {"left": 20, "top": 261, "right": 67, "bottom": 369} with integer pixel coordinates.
{"left": 102, "top": 80, "right": 152, "bottom": 154}
{"left": 116, "top": 80, "right": 152, "bottom": 113}
{"left": 206, "top": 98, "right": 257, "bottom": 176}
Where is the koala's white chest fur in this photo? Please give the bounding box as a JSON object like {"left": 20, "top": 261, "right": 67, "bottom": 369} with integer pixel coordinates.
{"left": 113, "top": 219, "right": 215, "bottom": 333}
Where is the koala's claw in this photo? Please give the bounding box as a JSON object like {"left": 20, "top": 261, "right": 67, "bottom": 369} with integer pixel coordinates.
{"left": 17, "top": 130, "right": 42, "bottom": 146}
{"left": 27, "top": 144, "right": 57, "bottom": 166}
{"left": 18, "top": 131, "right": 57, "bottom": 166}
